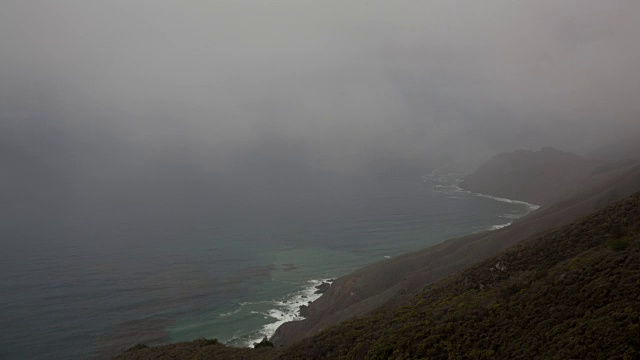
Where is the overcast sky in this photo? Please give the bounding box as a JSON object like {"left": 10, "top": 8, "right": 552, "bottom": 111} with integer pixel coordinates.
{"left": 2, "top": 0, "right": 640, "bottom": 182}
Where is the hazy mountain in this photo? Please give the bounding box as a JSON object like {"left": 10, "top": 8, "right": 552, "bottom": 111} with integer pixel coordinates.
{"left": 459, "top": 147, "right": 605, "bottom": 206}
{"left": 587, "top": 136, "right": 640, "bottom": 163}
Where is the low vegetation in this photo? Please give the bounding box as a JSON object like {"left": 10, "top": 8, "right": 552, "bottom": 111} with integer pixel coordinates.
{"left": 114, "top": 337, "right": 277, "bottom": 360}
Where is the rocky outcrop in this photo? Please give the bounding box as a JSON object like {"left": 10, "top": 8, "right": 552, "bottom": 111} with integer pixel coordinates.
{"left": 314, "top": 282, "right": 331, "bottom": 294}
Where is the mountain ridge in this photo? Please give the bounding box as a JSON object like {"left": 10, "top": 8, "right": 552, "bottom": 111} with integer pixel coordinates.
{"left": 459, "top": 147, "right": 604, "bottom": 206}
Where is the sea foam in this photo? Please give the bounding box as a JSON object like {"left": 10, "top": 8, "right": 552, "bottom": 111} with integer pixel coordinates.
{"left": 243, "top": 279, "right": 330, "bottom": 347}
{"left": 487, "top": 222, "right": 513, "bottom": 231}
{"left": 428, "top": 172, "right": 540, "bottom": 231}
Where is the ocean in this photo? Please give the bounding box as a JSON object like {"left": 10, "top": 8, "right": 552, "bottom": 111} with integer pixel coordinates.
{"left": 0, "top": 171, "right": 537, "bottom": 359}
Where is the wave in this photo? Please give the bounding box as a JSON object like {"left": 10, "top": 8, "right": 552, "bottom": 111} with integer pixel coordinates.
{"left": 241, "top": 279, "right": 330, "bottom": 347}
{"left": 218, "top": 300, "right": 273, "bottom": 319}
{"left": 219, "top": 308, "right": 242, "bottom": 318}
{"left": 229, "top": 174, "right": 538, "bottom": 347}
{"left": 487, "top": 222, "right": 512, "bottom": 231}
{"left": 473, "top": 193, "right": 540, "bottom": 211}
{"left": 427, "top": 171, "right": 540, "bottom": 234}
{"left": 427, "top": 172, "right": 540, "bottom": 211}
{"left": 238, "top": 301, "right": 273, "bottom": 307}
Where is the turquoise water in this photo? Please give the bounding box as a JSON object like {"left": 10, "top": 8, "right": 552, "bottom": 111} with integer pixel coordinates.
{"left": 0, "top": 172, "right": 536, "bottom": 359}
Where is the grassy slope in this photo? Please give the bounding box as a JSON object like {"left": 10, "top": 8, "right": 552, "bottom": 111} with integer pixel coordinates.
{"left": 279, "top": 193, "right": 640, "bottom": 359}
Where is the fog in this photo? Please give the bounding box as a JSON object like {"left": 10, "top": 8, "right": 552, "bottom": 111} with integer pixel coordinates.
{"left": 2, "top": 1, "right": 640, "bottom": 245}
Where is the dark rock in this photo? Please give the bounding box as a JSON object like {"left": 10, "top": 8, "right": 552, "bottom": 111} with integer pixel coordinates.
{"left": 253, "top": 337, "right": 274, "bottom": 348}
{"left": 314, "top": 282, "right": 330, "bottom": 294}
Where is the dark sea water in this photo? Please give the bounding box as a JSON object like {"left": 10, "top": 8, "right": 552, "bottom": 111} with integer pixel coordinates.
{"left": 0, "top": 172, "right": 536, "bottom": 359}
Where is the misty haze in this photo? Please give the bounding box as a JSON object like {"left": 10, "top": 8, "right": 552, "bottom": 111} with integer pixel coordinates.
{"left": 1, "top": 1, "right": 640, "bottom": 359}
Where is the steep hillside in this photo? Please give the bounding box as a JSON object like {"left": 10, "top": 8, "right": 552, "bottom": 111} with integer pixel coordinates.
{"left": 459, "top": 147, "right": 603, "bottom": 205}
{"left": 270, "top": 163, "right": 640, "bottom": 346}
{"left": 280, "top": 192, "right": 640, "bottom": 359}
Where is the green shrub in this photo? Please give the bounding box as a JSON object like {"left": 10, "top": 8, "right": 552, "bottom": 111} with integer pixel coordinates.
{"left": 607, "top": 237, "right": 630, "bottom": 251}
{"left": 532, "top": 269, "right": 548, "bottom": 281}
{"left": 369, "top": 338, "right": 396, "bottom": 359}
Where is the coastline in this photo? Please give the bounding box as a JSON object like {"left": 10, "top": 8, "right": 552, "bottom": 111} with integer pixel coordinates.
{"left": 242, "top": 279, "right": 333, "bottom": 347}
{"left": 266, "top": 179, "right": 541, "bottom": 346}
{"left": 427, "top": 170, "right": 540, "bottom": 212}
{"left": 433, "top": 179, "right": 540, "bottom": 231}
{"left": 434, "top": 183, "right": 540, "bottom": 211}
